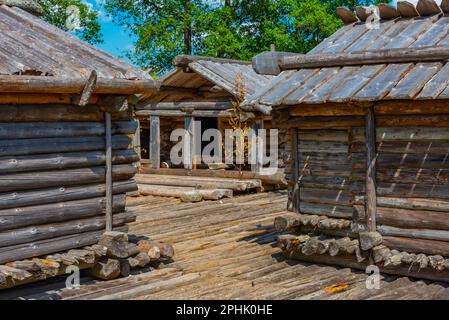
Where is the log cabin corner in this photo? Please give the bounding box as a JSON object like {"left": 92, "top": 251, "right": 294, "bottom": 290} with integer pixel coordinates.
{"left": 247, "top": 1, "right": 449, "bottom": 282}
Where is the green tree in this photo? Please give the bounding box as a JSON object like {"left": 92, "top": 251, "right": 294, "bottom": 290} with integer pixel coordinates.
{"left": 38, "top": 0, "right": 103, "bottom": 45}
{"left": 104, "top": 0, "right": 381, "bottom": 75}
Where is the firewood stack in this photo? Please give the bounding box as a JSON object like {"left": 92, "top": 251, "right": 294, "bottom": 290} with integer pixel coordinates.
{"left": 0, "top": 232, "right": 174, "bottom": 290}
{"left": 275, "top": 213, "right": 449, "bottom": 283}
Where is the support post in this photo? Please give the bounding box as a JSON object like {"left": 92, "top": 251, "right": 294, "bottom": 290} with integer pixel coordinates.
{"left": 184, "top": 115, "right": 195, "bottom": 170}
{"left": 291, "top": 128, "right": 300, "bottom": 213}
{"left": 133, "top": 119, "right": 141, "bottom": 170}
{"left": 251, "top": 118, "right": 264, "bottom": 173}
{"left": 150, "top": 116, "right": 160, "bottom": 169}
{"left": 365, "top": 105, "right": 377, "bottom": 232}
{"left": 105, "top": 112, "right": 113, "bottom": 232}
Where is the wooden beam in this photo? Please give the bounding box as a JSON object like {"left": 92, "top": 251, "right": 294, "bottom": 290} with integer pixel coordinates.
{"left": 184, "top": 116, "right": 195, "bottom": 170}
{"left": 136, "top": 109, "right": 255, "bottom": 119}
{"left": 149, "top": 116, "right": 161, "bottom": 170}
{"left": 137, "top": 101, "right": 232, "bottom": 111}
{"left": 365, "top": 105, "right": 377, "bottom": 232}
{"left": 73, "top": 70, "right": 98, "bottom": 107}
{"left": 0, "top": 76, "right": 159, "bottom": 95}
{"left": 291, "top": 128, "right": 300, "bottom": 213}
{"left": 133, "top": 119, "right": 142, "bottom": 169}
{"left": 173, "top": 55, "right": 251, "bottom": 68}
{"left": 105, "top": 113, "right": 113, "bottom": 232}
{"left": 336, "top": 7, "right": 359, "bottom": 24}
{"left": 251, "top": 118, "right": 264, "bottom": 173}
{"left": 281, "top": 46, "right": 449, "bottom": 70}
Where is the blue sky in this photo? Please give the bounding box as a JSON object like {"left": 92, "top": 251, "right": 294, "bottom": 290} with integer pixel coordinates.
{"left": 84, "top": 0, "right": 135, "bottom": 64}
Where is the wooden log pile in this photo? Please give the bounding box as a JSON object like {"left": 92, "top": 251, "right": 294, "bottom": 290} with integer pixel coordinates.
{"left": 0, "top": 231, "right": 175, "bottom": 290}
{"left": 0, "top": 105, "right": 140, "bottom": 264}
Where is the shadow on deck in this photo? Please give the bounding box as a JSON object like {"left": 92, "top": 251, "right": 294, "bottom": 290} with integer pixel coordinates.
{"left": 1, "top": 191, "right": 449, "bottom": 300}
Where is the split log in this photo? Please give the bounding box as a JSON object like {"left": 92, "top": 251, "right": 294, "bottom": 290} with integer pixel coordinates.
{"left": 0, "top": 164, "right": 136, "bottom": 192}
{"left": 98, "top": 231, "right": 129, "bottom": 259}
{"left": 136, "top": 174, "right": 261, "bottom": 191}
{"left": 180, "top": 191, "right": 203, "bottom": 203}
{"left": 0, "top": 121, "right": 137, "bottom": 140}
{"left": 377, "top": 197, "right": 449, "bottom": 212}
{"left": 137, "top": 240, "right": 174, "bottom": 259}
{"left": 0, "top": 180, "right": 137, "bottom": 210}
{"left": 0, "top": 135, "right": 131, "bottom": 157}
{"left": 328, "top": 237, "right": 354, "bottom": 256}
{"left": 119, "top": 259, "right": 130, "bottom": 278}
{"left": 274, "top": 213, "right": 303, "bottom": 232}
{"left": 134, "top": 252, "right": 151, "bottom": 267}
{"left": 359, "top": 232, "right": 383, "bottom": 251}
{"left": 0, "top": 194, "right": 126, "bottom": 231}
{"left": 90, "top": 258, "right": 121, "bottom": 281}
{"left": 0, "top": 149, "right": 139, "bottom": 174}
{"left": 0, "top": 225, "right": 128, "bottom": 264}
{"left": 301, "top": 238, "right": 320, "bottom": 256}
{"left": 138, "top": 184, "right": 232, "bottom": 201}
{"left": 0, "top": 211, "right": 135, "bottom": 248}
{"left": 127, "top": 257, "right": 140, "bottom": 269}
{"left": 127, "top": 243, "right": 140, "bottom": 257}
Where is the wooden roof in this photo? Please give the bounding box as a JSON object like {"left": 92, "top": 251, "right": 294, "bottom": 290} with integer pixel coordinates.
{"left": 0, "top": 4, "right": 151, "bottom": 80}
{"left": 247, "top": 1, "right": 449, "bottom": 108}
{"left": 139, "top": 56, "right": 273, "bottom": 107}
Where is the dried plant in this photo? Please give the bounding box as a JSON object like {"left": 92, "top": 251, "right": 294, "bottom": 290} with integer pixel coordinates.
{"left": 228, "top": 74, "right": 250, "bottom": 177}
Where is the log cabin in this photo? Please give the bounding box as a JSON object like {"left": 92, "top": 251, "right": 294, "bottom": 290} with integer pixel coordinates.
{"left": 135, "top": 55, "right": 288, "bottom": 187}
{"left": 0, "top": 1, "right": 159, "bottom": 264}
{"left": 248, "top": 1, "right": 449, "bottom": 282}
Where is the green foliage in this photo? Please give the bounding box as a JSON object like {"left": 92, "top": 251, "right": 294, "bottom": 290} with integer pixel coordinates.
{"left": 104, "top": 0, "right": 381, "bottom": 75}
{"left": 37, "top": 0, "right": 103, "bottom": 44}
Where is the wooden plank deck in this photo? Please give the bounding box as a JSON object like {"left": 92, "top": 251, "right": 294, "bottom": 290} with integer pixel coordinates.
{"left": 1, "top": 191, "right": 449, "bottom": 300}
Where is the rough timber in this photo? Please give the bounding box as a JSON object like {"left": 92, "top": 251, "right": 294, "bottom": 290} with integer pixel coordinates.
{"left": 1, "top": 192, "right": 449, "bottom": 300}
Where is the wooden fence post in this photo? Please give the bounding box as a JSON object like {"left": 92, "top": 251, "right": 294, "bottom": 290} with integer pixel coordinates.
{"left": 365, "top": 105, "right": 377, "bottom": 232}
{"left": 184, "top": 115, "right": 195, "bottom": 170}
{"left": 291, "top": 128, "right": 300, "bottom": 213}
{"left": 251, "top": 118, "right": 264, "bottom": 173}
{"left": 105, "top": 112, "right": 113, "bottom": 232}
{"left": 150, "top": 116, "right": 160, "bottom": 169}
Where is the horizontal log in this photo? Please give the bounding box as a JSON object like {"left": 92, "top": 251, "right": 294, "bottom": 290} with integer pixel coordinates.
{"left": 0, "top": 135, "right": 131, "bottom": 157}
{"left": 0, "top": 121, "right": 137, "bottom": 139}
{"left": 351, "top": 152, "right": 449, "bottom": 169}
{"left": 136, "top": 174, "right": 261, "bottom": 191}
{"left": 378, "top": 197, "right": 449, "bottom": 212}
{"left": 0, "top": 76, "right": 159, "bottom": 94}
{"left": 378, "top": 225, "right": 449, "bottom": 243}
{"left": 137, "top": 101, "right": 233, "bottom": 111}
{"left": 351, "top": 140, "right": 449, "bottom": 154}
{"left": 298, "top": 176, "right": 352, "bottom": 190}
{"left": 355, "top": 205, "right": 449, "bottom": 231}
{"left": 281, "top": 46, "right": 449, "bottom": 69}
{"left": 376, "top": 182, "right": 449, "bottom": 200}
{"left": 0, "top": 212, "right": 135, "bottom": 248}
{"left": 0, "top": 194, "right": 126, "bottom": 232}
{"left": 139, "top": 168, "right": 287, "bottom": 185}
{"left": 289, "top": 104, "right": 366, "bottom": 117}
{"left": 0, "top": 105, "right": 131, "bottom": 122}
{"left": 298, "top": 141, "right": 349, "bottom": 154}
{"left": 0, "top": 149, "right": 139, "bottom": 174}
{"left": 0, "top": 180, "right": 137, "bottom": 210}
{"left": 286, "top": 116, "right": 365, "bottom": 129}
{"left": 0, "top": 93, "right": 98, "bottom": 105}
{"left": 375, "top": 168, "right": 449, "bottom": 185}
{"left": 383, "top": 236, "right": 449, "bottom": 257}
{"left": 375, "top": 100, "right": 449, "bottom": 115}
{"left": 376, "top": 114, "right": 449, "bottom": 127}
{"left": 352, "top": 127, "right": 449, "bottom": 142}
{"left": 298, "top": 202, "right": 353, "bottom": 219}
{"left": 0, "top": 164, "right": 136, "bottom": 192}
{"left": 136, "top": 109, "right": 255, "bottom": 119}
{"left": 300, "top": 188, "right": 353, "bottom": 206}
{"left": 0, "top": 225, "right": 128, "bottom": 265}
{"left": 138, "top": 184, "right": 233, "bottom": 201}
{"left": 284, "top": 249, "right": 449, "bottom": 283}
{"left": 300, "top": 152, "right": 351, "bottom": 164}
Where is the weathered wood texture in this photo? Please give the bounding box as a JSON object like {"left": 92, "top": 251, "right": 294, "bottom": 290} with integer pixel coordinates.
{"left": 0, "top": 104, "right": 138, "bottom": 264}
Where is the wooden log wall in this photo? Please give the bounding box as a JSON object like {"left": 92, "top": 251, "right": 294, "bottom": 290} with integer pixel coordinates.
{"left": 0, "top": 103, "right": 139, "bottom": 264}
{"left": 280, "top": 102, "right": 449, "bottom": 266}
